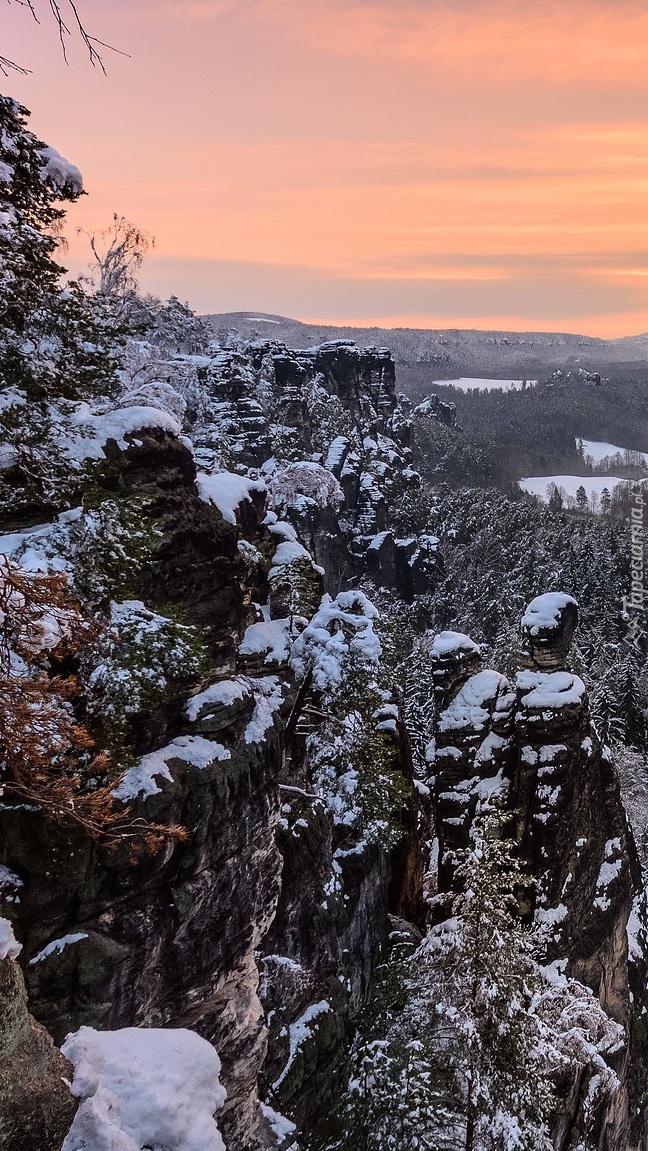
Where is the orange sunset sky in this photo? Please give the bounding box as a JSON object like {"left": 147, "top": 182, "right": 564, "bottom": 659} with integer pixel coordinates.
{"left": 5, "top": 0, "right": 648, "bottom": 336}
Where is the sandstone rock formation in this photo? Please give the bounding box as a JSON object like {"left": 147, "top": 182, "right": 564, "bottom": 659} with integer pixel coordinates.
{"left": 0, "top": 350, "right": 428, "bottom": 1149}
{"left": 428, "top": 593, "right": 648, "bottom": 1150}
{"left": 0, "top": 942, "right": 76, "bottom": 1150}
{"left": 2, "top": 327, "right": 647, "bottom": 1151}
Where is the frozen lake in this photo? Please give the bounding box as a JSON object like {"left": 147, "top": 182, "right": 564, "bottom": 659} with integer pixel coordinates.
{"left": 581, "top": 438, "right": 648, "bottom": 465}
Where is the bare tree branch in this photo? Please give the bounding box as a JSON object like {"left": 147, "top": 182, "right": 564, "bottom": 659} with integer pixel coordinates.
{"left": 79, "top": 214, "right": 154, "bottom": 298}
{"left": 3, "top": 0, "right": 128, "bottom": 75}
{"left": 0, "top": 52, "right": 30, "bottom": 76}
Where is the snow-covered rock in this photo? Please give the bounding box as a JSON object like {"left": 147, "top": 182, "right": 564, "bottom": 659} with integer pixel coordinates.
{"left": 113, "top": 735, "right": 231, "bottom": 801}
{"left": 0, "top": 917, "right": 21, "bottom": 960}
{"left": 521, "top": 591, "right": 579, "bottom": 670}
{"left": 51, "top": 401, "right": 182, "bottom": 466}
{"left": 61, "top": 1026, "right": 226, "bottom": 1151}
{"left": 196, "top": 470, "right": 266, "bottom": 526}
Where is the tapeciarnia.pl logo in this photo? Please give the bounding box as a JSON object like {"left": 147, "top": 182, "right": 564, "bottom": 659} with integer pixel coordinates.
{"left": 622, "top": 484, "right": 646, "bottom": 652}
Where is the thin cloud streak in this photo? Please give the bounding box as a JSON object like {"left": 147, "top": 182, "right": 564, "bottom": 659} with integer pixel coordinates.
{"left": 239, "top": 0, "right": 648, "bottom": 85}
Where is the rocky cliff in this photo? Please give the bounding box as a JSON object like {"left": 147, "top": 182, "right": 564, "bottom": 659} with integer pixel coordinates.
{"left": 0, "top": 338, "right": 432, "bottom": 1149}
{"left": 0, "top": 926, "right": 77, "bottom": 1149}
{"left": 429, "top": 593, "right": 648, "bottom": 1150}
{"left": 1, "top": 331, "right": 647, "bottom": 1151}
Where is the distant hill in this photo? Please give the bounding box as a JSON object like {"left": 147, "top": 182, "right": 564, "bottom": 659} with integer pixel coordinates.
{"left": 204, "top": 311, "right": 648, "bottom": 395}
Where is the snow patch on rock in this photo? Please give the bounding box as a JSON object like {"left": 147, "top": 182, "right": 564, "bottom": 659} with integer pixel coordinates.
{"left": 438, "top": 670, "right": 511, "bottom": 734}
{"left": 0, "top": 917, "right": 21, "bottom": 960}
{"left": 113, "top": 735, "right": 230, "bottom": 800}
{"left": 521, "top": 592, "right": 578, "bottom": 635}
{"left": 517, "top": 670, "right": 586, "bottom": 710}
{"left": 196, "top": 470, "right": 266, "bottom": 524}
{"left": 239, "top": 617, "right": 295, "bottom": 666}
{"left": 431, "top": 630, "right": 481, "bottom": 657}
{"left": 61, "top": 1026, "right": 226, "bottom": 1151}
{"left": 29, "top": 933, "right": 88, "bottom": 965}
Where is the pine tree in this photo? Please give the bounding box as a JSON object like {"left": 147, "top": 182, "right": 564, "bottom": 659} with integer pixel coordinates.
{"left": 547, "top": 483, "right": 563, "bottom": 512}
{"left": 575, "top": 485, "right": 588, "bottom": 512}
{"left": 0, "top": 95, "right": 119, "bottom": 400}
{"left": 424, "top": 811, "right": 555, "bottom": 1151}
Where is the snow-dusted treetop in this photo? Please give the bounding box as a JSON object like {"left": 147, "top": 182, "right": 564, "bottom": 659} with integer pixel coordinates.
{"left": 290, "top": 590, "right": 381, "bottom": 694}
{"left": 521, "top": 592, "right": 578, "bottom": 635}
{"left": 270, "top": 460, "right": 344, "bottom": 513}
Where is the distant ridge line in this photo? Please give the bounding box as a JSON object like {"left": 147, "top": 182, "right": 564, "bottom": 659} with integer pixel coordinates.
{"left": 203, "top": 311, "right": 648, "bottom": 380}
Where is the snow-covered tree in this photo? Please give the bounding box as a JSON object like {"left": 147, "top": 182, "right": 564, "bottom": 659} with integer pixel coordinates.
{"left": 331, "top": 808, "right": 624, "bottom": 1151}
{"left": 0, "top": 94, "right": 119, "bottom": 400}
{"left": 270, "top": 461, "right": 344, "bottom": 517}
{"left": 291, "top": 592, "right": 409, "bottom": 849}
{"left": 425, "top": 811, "right": 555, "bottom": 1151}
{"left": 80, "top": 213, "right": 152, "bottom": 299}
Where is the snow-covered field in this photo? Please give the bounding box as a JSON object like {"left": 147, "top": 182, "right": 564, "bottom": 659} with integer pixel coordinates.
{"left": 519, "top": 475, "right": 629, "bottom": 507}
{"left": 581, "top": 439, "right": 648, "bottom": 465}
{"left": 436, "top": 377, "right": 537, "bottom": 392}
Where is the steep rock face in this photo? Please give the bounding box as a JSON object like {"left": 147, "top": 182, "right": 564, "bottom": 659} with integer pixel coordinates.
{"left": 100, "top": 430, "right": 260, "bottom": 666}
{"left": 255, "top": 594, "right": 426, "bottom": 1136}
{"left": 259, "top": 804, "right": 390, "bottom": 1128}
{"left": 0, "top": 387, "right": 426, "bottom": 1149}
{"left": 432, "top": 666, "right": 515, "bottom": 891}
{"left": 181, "top": 339, "right": 442, "bottom": 600}
{"left": 0, "top": 428, "right": 287, "bottom": 1151}
{"left": 10, "top": 758, "right": 282, "bottom": 1151}
{"left": 0, "top": 951, "right": 76, "bottom": 1151}
{"left": 428, "top": 595, "right": 647, "bottom": 1150}
{"left": 258, "top": 786, "right": 401, "bottom": 1130}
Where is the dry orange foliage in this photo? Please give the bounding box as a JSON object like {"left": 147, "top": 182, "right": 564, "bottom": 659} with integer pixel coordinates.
{"left": 0, "top": 561, "right": 187, "bottom": 853}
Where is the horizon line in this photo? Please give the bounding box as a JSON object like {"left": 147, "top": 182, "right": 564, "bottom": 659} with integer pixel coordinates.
{"left": 202, "top": 310, "right": 648, "bottom": 342}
